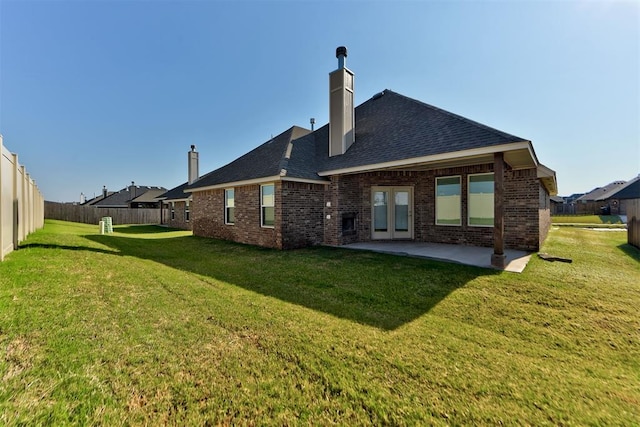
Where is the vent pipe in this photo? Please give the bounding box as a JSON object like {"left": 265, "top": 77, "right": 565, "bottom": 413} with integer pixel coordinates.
{"left": 336, "top": 46, "right": 347, "bottom": 69}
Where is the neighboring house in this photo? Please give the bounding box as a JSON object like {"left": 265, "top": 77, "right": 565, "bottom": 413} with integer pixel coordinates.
{"left": 92, "top": 183, "right": 167, "bottom": 209}
{"left": 575, "top": 180, "right": 629, "bottom": 215}
{"left": 186, "top": 47, "right": 557, "bottom": 268}
{"left": 81, "top": 186, "right": 115, "bottom": 206}
{"left": 157, "top": 146, "right": 199, "bottom": 230}
{"left": 605, "top": 175, "right": 640, "bottom": 216}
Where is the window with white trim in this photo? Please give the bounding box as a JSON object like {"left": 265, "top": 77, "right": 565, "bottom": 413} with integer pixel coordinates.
{"left": 468, "top": 173, "right": 494, "bottom": 227}
{"left": 225, "top": 188, "right": 235, "bottom": 225}
{"left": 436, "top": 176, "right": 461, "bottom": 226}
{"left": 170, "top": 201, "right": 175, "bottom": 220}
{"left": 185, "top": 200, "right": 190, "bottom": 222}
{"left": 261, "top": 184, "right": 275, "bottom": 227}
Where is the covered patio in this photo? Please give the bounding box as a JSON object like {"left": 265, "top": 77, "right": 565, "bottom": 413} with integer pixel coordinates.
{"left": 343, "top": 241, "right": 532, "bottom": 273}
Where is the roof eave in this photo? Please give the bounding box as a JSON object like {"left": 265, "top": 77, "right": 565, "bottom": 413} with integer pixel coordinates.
{"left": 537, "top": 163, "right": 558, "bottom": 196}
{"left": 188, "top": 175, "right": 329, "bottom": 192}
{"left": 318, "top": 141, "right": 536, "bottom": 176}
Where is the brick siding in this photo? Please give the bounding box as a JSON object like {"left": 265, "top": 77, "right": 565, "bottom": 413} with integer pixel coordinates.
{"left": 165, "top": 201, "right": 193, "bottom": 230}
{"left": 192, "top": 164, "right": 549, "bottom": 252}
{"left": 192, "top": 184, "right": 280, "bottom": 248}
{"left": 326, "top": 165, "right": 545, "bottom": 251}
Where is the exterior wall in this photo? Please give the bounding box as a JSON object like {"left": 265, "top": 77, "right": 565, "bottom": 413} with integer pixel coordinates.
{"left": 538, "top": 181, "right": 552, "bottom": 250}
{"left": 192, "top": 184, "right": 280, "bottom": 249}
{"left": 191, "top": 165, "right": 546, "bottom": 252}
{"left": 166, "top": 201, "right": 192, "bottom": 230}
{"left": 281, "top": 181, "right": 326, "bottom": 249}
{"left": 326, "top": 165, "right": 544, "bottom": 252}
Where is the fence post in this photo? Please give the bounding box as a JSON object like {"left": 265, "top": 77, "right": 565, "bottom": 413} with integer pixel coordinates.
{"left": 0, "top": 135, "right": 4, "bottom": 261}
{"left": 12, "top": 153, "right": 19, "bottom": 250}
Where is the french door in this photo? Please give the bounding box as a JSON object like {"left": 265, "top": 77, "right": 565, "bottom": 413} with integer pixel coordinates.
{"left": 371, "top": 186, "right": 413, "bottom": 240}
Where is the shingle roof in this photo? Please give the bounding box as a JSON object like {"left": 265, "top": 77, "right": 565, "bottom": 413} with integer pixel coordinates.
{"left": 314, "top": 90, "right": 528, "bottom": 173}
{"left": 187, "top": 126, "right": 311, "bottom": 190}
{"left": 576, "top": 180, "right": 628, "bottom": 202}
{"left": 158, "top": 182, "right": 190, "bottom": 202}
{"left": 131, "top": 189, "right": 167, "bottom": 203}
{"left": 608, "top": 175, "right": 640, "bottom": 200}
{"left": 189, "top": 89, "right": 537, "bottom": 190}
{"left": 93, "top": 186, "right": 167, "bottom": 207}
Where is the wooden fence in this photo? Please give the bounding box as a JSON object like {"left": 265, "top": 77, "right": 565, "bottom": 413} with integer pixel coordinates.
{"left": 627, "top": 199, "right": 640, "bottom": 249}
{"left": 1, "top": 135, "right": 45, "bottom": 260}
{"left": 45, "top": 201, "right": 166, "bottom": 226}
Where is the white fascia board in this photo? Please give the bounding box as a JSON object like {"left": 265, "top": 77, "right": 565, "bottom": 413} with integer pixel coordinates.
{"left": 281, "top": 177, "right": 329, "bottom": 185}
{"left": 537, "top": 163, "right": 555, "bottom": 178}
{"left": 318, "top": 141, "right": 534, "bottom": 176}
{"left": 188, "top": 175, "right": 329, "bottom": 192}
{"left": 163, "top": 197, "right": 191, "bottom": 203}
{"left": 187, "top": 175, "right": 282, "bottom": 192}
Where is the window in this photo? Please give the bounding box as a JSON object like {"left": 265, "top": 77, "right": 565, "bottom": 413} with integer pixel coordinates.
{"left": 225, "top": 188, "right": 235, "bottom": 225}
{"left": 436, "top": 176, "right": 461, "bottom": 226}
{"left": 170, "top": 202, "right": 175, "bottom": 220}
{"left": 468, "top": 173, "right": 494, "bottom": 227}
{"left": 185, "top": 200, "right": 190, "bottom": 222}
{"left": 261, "top": 184, "right": 275, "bottom": 227}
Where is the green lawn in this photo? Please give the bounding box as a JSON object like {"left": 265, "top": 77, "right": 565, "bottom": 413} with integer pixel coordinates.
{"left": 552, "top": 214, "right": 625, "bottom": 225}
{"left": 1, "top": 220, "right": 639, "bottom": 425}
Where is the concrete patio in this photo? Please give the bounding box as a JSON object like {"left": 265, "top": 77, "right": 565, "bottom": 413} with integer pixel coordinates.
{"left": 342, "top": 241, "right": 532, "bottom": 273}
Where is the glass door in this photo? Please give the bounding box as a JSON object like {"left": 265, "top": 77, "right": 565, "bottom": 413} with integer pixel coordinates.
{"left": 371, "top": 187, "right": 413, "bottom": 240}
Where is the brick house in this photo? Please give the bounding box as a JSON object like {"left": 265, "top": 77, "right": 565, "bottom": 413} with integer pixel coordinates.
{"left": 186, "top": 47, "right": 557, "bottom": 268}
{"left": 157, "top": 145, "right": 199, "bottom": 230}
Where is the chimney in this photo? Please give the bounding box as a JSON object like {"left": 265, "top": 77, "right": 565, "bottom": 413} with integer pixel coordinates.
{"left": 188, "top": 145, "right": 199, "bottom": 184}
{"left": 102, "top": 186, "right": 107, "bottom": 198}
{"left": 329, "top": 46, "right": 355, "bottom": 157}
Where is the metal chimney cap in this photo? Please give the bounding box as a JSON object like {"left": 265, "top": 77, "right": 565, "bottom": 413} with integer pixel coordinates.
{"left": 190, "top": 144, "right": 196, "bottom": 151}
{"left": 336, "top": 46, "right": 347, "bottom": 58}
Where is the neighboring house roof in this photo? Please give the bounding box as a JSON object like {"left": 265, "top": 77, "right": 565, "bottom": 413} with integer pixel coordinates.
{"left": 157, "top": 182, "right": 191, "bottom": 202}
{"left": 130, "top": 189, "right": 167, "bottom": 204}
{"left": 93, "top": 185, "right": 167, "bottom": 207}
{"left": 82, "top": 192, "right": 114, "bottom": 206}
{"left": 550, "top": 196, "right": 565, "bottom": 203}
{"left": 575, "top": 180, "right": 628, "bottom": 202}
{"left": 607, "top": 175, "right": 640, "bottom": 200}
{"left": 188, "top": 89, "right": 556, "bottom": 194}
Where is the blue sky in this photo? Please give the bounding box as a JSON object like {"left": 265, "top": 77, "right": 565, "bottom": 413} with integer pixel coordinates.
{"left": 1, "top": 0, "right": 638, "bottom": 202}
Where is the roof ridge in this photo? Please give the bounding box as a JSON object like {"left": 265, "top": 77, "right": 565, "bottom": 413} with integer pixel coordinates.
{"left": 384, "top": 89, "right": 528, "bottom": 143}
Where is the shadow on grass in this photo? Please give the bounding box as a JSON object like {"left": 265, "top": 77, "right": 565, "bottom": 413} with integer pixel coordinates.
{"left": 18, "top": 242, "right": 117, "bottom": 255}
{"left": 112, "top": 225, "right": 182, "bottom": 234}
{"left": 617, "top": 243, "right": 640, "bottom": 263}
{"left": 81, "top": 232, "right": 497, "bottom": 330}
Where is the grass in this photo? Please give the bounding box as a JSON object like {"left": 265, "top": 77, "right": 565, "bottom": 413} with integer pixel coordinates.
{"left": 1, "top": 220, "right": 639, "bottom": 425}
{"left": 552, "top": 214, "right": 626, "bottom": 225}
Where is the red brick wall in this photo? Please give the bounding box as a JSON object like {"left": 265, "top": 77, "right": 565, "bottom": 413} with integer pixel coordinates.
{"left": 192, "top": 184, "right": 280, "bottom": 248}
{"left": 191, "top": 165, "right": 547, "bottom": 252}
{"left": 166, "top": 201, "right": 192, "bottom": 230}
{"left": 326, "top": 165, "right": 544, "bottom": 251}
{"left": 281, "top": 181, "right": 326, "bottom": 248}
